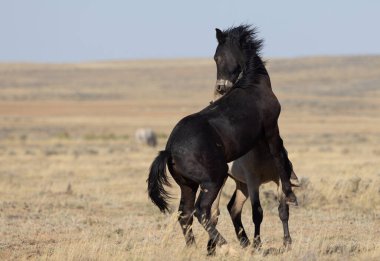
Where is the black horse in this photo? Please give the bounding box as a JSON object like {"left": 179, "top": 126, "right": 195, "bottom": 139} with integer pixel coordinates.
{"left": 211, "top": 27, "right": 300, "bottom": 249}
{"left": 147, "top": 25, "right": 297, "bottom": 255}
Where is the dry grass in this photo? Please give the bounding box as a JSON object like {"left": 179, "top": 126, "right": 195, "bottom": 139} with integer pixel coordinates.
{"left": 0, "top": 56, "right": 379, "bottom": 260}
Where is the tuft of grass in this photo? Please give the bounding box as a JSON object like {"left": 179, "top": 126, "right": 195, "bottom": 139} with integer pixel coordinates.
{"left": 156, "top": 132, "right": 168, "bottom": 139}
{"left": 56, "top": 131, "right": 71, "bottom": 140}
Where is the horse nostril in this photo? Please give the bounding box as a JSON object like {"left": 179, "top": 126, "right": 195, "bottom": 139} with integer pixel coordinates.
{"left": 216, "top": 85, "right": 223, "bottom": 92}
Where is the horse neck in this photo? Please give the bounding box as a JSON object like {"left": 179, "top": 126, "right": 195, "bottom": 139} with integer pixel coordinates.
{"left": 240, "top": 52, "right": 264, "bottom": 85}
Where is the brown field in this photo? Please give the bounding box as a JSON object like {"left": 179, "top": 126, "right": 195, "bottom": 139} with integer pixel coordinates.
{"left": 0, "top": 56, "right": 379, "bottom": 260}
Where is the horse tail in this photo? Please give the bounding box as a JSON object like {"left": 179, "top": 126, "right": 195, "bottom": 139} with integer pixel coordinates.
{"left": 147, "top": 150, "right": 172, "bottom": 213}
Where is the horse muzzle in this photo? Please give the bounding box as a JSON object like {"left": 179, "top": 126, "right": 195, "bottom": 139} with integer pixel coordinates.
{"left": 215, "top": 79, "right": 233, "bottom": 94}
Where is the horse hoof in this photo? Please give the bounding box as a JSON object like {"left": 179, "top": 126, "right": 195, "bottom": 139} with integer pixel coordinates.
{"left": 207, "top": 239, "right": 217, "bottom": 256}
{"left": 253, "top": 237, "right": 262, "bottom": 250}
{"left": 185, "top": 236, "right": 196, "bottom": 247}
{"left": 285, "top": 192, "right": 298, "bottom": 206}
{"left": 207, "top": 246, "right": 216, "bottom": 256}
{"left": 283, "top": 237, "right": 292, "bottom": 249}
{"left": 217, "top": 237, "right": 228, "bottom": 246}
{"left": 240, "top": 238, "right": 250, "bottom": 248}
{"left": 207, "top": 250, "right": 216, "bottom": 256}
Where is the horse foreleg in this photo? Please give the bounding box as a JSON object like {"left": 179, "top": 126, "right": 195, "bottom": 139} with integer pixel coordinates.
{"left": 265, "top": 125, "right": 297, "bottom": 205}
{"left": 250, "top": 190, "right": 263, "bottom": 249}
{"left": 244, "top": 167, "right": 264, "bottom": 249}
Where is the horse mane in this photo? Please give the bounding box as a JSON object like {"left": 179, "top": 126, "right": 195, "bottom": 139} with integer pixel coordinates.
{"left": 222, "top": 25, "right": 268, "bottom": 88}
{"left": 222, "top": 24, "right": 263, "bottom": 55}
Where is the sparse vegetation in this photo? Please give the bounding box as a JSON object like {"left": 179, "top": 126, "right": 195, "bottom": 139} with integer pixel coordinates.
{"left": 83, "top": 133, "right": 129, "bottom": 141}
{"left": 0, "top": 57, "right": 379, "bottom": 260}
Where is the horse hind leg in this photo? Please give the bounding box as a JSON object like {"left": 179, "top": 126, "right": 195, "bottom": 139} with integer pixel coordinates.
{"left": 195, "top": 179, "right": 227, "bottom": 255}
{"left": 250, "top": 189, "right": 263, "bottom": 249}
{"left": 209, "top": 178, "right": 227, "bottom": 228}
{"left": 178, "top": 182, "right": 198, "bottom": 246}
{"left": 227, "top": 180, "right": 250, "bottom": 248}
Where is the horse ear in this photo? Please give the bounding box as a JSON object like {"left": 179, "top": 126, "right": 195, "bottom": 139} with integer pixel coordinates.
{"left": 215, "top": 28, "right": 225, "bottom": 43}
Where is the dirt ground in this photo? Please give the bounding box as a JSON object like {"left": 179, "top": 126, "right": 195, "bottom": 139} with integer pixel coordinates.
{"left": 0, "top": 56, "right": 379, "bottom": 260}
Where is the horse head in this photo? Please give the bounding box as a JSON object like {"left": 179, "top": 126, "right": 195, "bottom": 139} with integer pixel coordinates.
{"left": 213, "top": 25, "right": 263, "bottom": 101}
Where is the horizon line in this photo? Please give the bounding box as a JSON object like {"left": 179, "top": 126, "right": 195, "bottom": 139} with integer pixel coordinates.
{"left": 0, "top": 53, "right": 379, "bottom": 65}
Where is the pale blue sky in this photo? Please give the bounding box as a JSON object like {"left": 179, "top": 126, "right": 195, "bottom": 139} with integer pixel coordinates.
{"left": 1, "top": 0, "right": 379, "bottom": 62}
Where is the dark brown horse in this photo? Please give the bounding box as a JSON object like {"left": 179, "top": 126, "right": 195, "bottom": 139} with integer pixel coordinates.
{"left": 210, "top": 127, "right": 299, "bottom": 249}
{"left": 147, "top": 25, "right": 297, "bottom": 255}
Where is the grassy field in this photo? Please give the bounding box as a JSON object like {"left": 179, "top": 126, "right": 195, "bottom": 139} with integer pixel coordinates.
{"left": 0, "top": 56, "right": 379, "bottom": 260}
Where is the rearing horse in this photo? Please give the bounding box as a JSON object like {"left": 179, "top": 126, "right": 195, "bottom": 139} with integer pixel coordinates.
{"left": 147, "top": 25, "right": 297, "bottom": 255}
{"left": 210, "top": 26, "right": 300, "bottom": 249}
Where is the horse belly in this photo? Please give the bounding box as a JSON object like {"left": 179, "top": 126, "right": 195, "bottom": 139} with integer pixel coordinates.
{"left": 229, "top": 161, "right": 247, "bottom": 183}
{"left": 230, "top": 147, "right": 279, "bottom": 185}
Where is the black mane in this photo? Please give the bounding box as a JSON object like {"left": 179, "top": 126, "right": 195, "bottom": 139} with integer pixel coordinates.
{"left": 222, "top": 24, "right": 264, "bottom": 55}
{"left": 222, "top": 25, "right": 268, "bottom": 88}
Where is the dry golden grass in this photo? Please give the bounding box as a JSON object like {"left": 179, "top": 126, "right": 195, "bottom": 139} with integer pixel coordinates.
{"left": 0, "top": 56, "right": 379, "bottom": 260}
